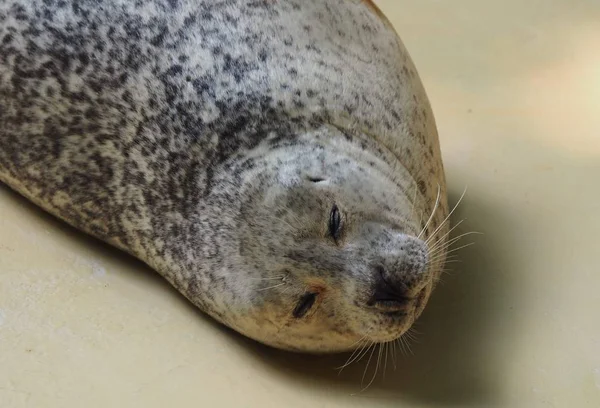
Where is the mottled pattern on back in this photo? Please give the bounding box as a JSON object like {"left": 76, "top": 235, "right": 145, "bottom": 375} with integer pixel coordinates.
{"left": 0, "top": 0, "right": 448, "bottom": 352}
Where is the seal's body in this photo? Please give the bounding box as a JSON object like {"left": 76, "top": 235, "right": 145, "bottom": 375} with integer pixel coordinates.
{"left": 0, "top": 0, "right": 449, "bottom": 353}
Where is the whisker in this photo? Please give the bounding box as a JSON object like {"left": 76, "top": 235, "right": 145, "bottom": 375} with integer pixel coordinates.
{"left": 337, "top": 347, "right": 364, "bottom": 372}
{"left": 257, "top": 282, "right": 286, "bottom": 292}
{"left": 350, "top": 339, "right": 376, "bottom": 371}
{"left": 428, "top": 242, "right": 476, "bottom": 262}
{"left": 391, "top": 339, "right": 398, "bottom": 370}
{"left": 424, "top": 186, "right": 468, "bottom": 245}
{"left": 361, "top": 342, "right": 378, "bottom": 388}
{"left": 362, "top": 343, "right": 384, "bottom": 392}
{"left": 404, "top": 329, "right": 419, "bottom": 343}
{"left": 346, "top": 333, "right": 371, "bottom": 353}
{"left": 418, "top": 184, "right": 441, "bottom": 240}
{"left": 397, "top": 337, "right": 408, "bottom": 356}
{"left": 401, "top": 336, "right": 414, "bottom": 355}
{"left": 429, "top": 237, "right": 476, "bottom": 258}
{"left": 427, "top": 246, "right": 475, "bottom": 269}
{"left": 436, "top": 254, "right": 460, "bottom": 263}
{"left": 337, "top": 335, "right": 370, "bottom": 371}
{"left": 426, "top": 220, "right": 465, "bottom": 256}
{"left": 426, "top": 222, "right": 464, "bottom": 256}
{"left": 249, "top": 276, "right": 284, "bottom": 281}
{"left": 383, "top": 342, "right": 389, "bottom": 380}
{"left": 355, "top": 341, "right": 375, "bottom": 365}
{"left": 427, "top": 221, "right": 472, "bottom": 253}
{"left": 428, "top": 231, "right": 482, "bottom": 258}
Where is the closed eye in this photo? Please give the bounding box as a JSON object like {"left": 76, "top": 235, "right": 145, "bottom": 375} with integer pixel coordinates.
{"left": 308, "top": 176, "right": 326, "bottom": 183}
{"left": 292, "top": 292, "right": 318, "bottom": 318}
{"left": 328, "top": 204, "right": 342, "bottom": 241}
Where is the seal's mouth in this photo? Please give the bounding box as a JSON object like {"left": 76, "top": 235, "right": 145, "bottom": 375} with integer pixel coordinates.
{"left": 376, "top": 287, "right": 427, "bottom": 320}
{"left": 368, "top": 265, "right": 429, "bottom": 315}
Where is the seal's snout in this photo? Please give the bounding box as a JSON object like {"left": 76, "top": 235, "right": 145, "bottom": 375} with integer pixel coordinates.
{"left": 367, "top": 265, "right": 412, "bottom": 313}
{"left": 367, "top": 235, "right": 430, "bottom": 313}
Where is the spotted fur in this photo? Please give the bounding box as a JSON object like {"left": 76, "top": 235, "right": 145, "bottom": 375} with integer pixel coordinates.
{"left": 0, "top": 0, "right": 449, "bottom": 353}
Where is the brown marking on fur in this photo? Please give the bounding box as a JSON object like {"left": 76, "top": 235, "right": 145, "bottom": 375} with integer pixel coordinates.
{"left": 305, "top": 280, "right": 328, "bottom": 294}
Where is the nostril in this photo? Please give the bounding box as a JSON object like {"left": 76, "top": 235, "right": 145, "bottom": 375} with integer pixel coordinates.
{"left": 377, "top": 265, "right": 408, "bottom": 296}
{"left": 368, "top": 266, "right": 411, "bottom": 311}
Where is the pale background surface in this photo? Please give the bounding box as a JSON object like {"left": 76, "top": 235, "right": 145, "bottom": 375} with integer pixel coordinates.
{"left": 1, "top": 1, "right": 599, "bottom": 407}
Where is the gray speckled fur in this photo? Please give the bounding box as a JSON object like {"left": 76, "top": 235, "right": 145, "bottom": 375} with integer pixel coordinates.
{"left": 0, "top": 0, "right": 449, "bottom": 353}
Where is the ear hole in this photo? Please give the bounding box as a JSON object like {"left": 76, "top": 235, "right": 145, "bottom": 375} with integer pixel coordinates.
{"left": 308, "top": 176, "right": 326, "bottom": 183}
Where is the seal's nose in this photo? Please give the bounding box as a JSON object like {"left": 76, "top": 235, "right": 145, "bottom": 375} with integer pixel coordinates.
{"left": 367, "top": 266, "right": 412, "bottom": 312}
{"left": 366, "top": 235, "right": 430, "bottom": 313}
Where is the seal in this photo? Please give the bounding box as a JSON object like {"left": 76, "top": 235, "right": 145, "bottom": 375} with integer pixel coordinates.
{"left": 0, "top": 0, "right": 449, "bottom": 353}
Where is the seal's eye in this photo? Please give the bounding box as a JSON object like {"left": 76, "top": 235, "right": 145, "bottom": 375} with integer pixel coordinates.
{"left": 293, "top": 292, "right": 317, "bottom": 318}
{"left": 308, "top": 176, "right": 326, "bottom": 183}
{"left": 328, "top": 204, "right": 342, "bottom": 241}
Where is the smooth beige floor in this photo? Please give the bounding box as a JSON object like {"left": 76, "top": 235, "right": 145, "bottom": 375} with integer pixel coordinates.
{"left": 1, "top": 1, "right": 600, "bottom": 407}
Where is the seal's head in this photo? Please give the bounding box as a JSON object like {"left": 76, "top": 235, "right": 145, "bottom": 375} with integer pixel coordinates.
{"left": 215, "top": 127, "right": 445, "bottom": 353}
